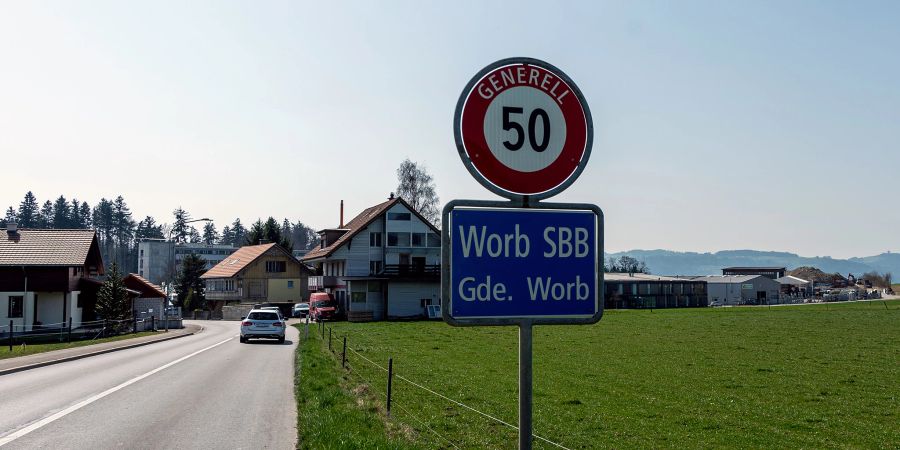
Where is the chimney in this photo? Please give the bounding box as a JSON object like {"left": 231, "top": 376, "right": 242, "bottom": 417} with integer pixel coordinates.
{"left": 340, "top": 200, "right": 344, "bottom": 228}
{"left": 389, "top": 192, "right": 395, "bottom": 200}
{"left": 6, "top": 222, "right": 17, "bottom": 235}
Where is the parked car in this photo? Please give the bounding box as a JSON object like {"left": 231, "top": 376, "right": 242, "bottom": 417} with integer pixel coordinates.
{"left": 309, "top": 292, "right": 338, "bottom": 321}
{"left": 292, "top": 302, "right": 309, "bottom": 318}
{"left": 240, "top": 309, "right": 285, "bottom": 343}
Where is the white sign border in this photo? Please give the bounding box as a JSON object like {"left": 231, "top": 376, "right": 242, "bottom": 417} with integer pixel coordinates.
{"left": 441, "top": 199, "right": 605, "bottom": 327}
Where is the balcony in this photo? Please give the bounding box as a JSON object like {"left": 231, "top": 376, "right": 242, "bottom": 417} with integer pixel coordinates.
{"left": 205, "top": 288, "right": 243, "bottom": 301}
{"left": 308, "top": 276, "right": 338, "bottom": 290}
{"left": 380, "top": 264, "right": 440, "bottom": 279}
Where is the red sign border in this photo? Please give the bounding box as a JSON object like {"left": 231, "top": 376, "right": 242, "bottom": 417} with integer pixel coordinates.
{"left": 454, "top": 58, "right": 594, "bottom": 201}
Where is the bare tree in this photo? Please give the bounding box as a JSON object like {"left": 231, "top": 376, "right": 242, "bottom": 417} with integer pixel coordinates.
{"left": 396, "top": 158, "right": 440, "bottom": 225}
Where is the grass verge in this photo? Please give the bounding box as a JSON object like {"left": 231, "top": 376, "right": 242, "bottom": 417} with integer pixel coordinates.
{"left": 0, "top": 331, "right": 160, "bottom": 360}
{"left": 293, "top": 323, "right": 423, "bottom": 450}
{"left": 324, "top": 300, "right": 900, "bottom": 449}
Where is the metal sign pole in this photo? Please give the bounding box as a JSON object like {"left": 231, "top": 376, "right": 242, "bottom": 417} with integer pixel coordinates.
{"left": 519, "top": 321, "right": 533, "bottom": 450}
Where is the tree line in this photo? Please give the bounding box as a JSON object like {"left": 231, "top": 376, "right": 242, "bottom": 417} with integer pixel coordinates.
{"left": 1, "top": 191, "right": 320, "bottom": 273}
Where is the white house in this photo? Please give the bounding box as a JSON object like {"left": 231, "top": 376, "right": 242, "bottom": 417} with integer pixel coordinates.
{"left": 301, "top": 196, "right": 441, "bottom": 320}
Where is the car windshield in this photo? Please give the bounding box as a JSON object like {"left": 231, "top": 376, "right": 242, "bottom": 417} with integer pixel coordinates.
{"left": 296, "top": 303, "right": 308, "bottom": 308}
{"left": 247, "top": 312, "right": 280, "bottom": 320}
{"left": 313, "top": 301, "right": 337, "bottom": 308}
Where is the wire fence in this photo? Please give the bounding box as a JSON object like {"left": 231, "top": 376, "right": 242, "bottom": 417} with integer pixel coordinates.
{"left": 3, "top": 316, "right": 162, "bottom": 350}
{"left": 309, "top": 320, "right": 572, "bottom": 450}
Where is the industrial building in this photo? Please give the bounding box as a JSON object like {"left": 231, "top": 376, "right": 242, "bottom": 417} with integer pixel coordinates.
{"left": 604, "top": 273, "right": 708, "bottom": 309}
{"left": 722, "top": 267, "right": 786, "bottom": 280}
{"left": 137, "top": 239, "right": 237, "bottom": 286}
{"left": 694, "top": 275, "right": 781, "bottom": 306}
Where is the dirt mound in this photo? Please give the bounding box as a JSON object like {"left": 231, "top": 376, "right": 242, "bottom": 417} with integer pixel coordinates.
{"left": 789, "top": 266, "right": 846, "bottom": 284}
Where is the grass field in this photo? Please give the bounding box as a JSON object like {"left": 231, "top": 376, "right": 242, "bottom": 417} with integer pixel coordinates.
{"left": 0, "top": 331, "right": 159, "bottom": 360}
{"left": 302, "top": 301, "right": 900, "bottom": 449}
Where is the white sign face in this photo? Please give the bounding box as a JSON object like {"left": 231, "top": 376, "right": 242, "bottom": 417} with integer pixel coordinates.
{"left": 483, "top": 86, "right": 568, "bottom": 173}
{"left": 454, "top": 57, "right": 593, "bottom": 200}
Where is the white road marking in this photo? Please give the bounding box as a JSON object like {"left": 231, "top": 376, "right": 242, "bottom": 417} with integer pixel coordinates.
{"left": 0, "top": 336, "right": 234, "bottom": 446}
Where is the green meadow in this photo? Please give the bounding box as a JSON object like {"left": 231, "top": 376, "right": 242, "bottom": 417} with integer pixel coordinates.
{"left": 297, "top": 301, "right": 899, "bottom": 449}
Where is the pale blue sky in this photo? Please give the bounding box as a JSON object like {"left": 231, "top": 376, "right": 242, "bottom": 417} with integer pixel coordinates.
{"left": 1, "top": 1, "right": 898, "bottom": 258}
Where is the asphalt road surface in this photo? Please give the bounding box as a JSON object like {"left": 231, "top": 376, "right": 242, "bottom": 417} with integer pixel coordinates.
{"left": 0, "top": 320, "right": 298, "bottom": 449}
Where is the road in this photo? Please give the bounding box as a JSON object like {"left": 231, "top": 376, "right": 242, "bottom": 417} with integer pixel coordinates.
{"left": 0, "top": 320, "right": 298, "bottom": 449}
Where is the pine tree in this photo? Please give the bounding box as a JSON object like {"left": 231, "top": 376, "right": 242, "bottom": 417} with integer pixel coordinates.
{"left": 3, "top": 207, "right": 16, "bottom": 225}
{"left": 245, "top": 217, "right": 292, "bottom": 250}
{"left": 230, "top": 218, "right": 246, "bottom": 246}
{"left": 93, "top": 199, "right": 114, "bottom": 265}
{"left": 292, "top": 221, "right": 319, "bottom": 250}
{"left": 219, "top": 226, "right": 234, "bottom": 246}
{"left": 69, "top": 198, "right": 84, "bottom": 228}
{"left": 135, "top": 216, "right": 164, "bottom": 239}
{"left": 53, "top": 195, "right": 70, "bottom": 228}
{"left": 188, "top": 226, "right": 202, "bottom": 244}
{"left": 38, "top": 200, "right": 54, "bottom": 228}
{"left": 96, "top": 263, "right": 131, "bottom": 321}
{"left": 202, "top": 222, "right": 218, "bottom": 245}
{"left": 79, "top": 201, "right": 92, "bottom": 229}
{"left": 17, "top": 191, "right": 39, "bottom": 227}
{"left": 111, "top": 196, "right": 135, "bottom": 268}
{"left": 175, "top": 253, "right": 207, "bottom": 311}
{"left": 172, "top": 207, "right": 191, "bottom": 243}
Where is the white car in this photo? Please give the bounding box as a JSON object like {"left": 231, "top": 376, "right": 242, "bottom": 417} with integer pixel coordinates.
{"left": 240, "top": 309, "right": 286, "bottom": 343}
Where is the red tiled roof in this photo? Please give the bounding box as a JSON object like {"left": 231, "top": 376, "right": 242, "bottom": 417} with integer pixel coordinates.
{"left": 300, "top": 197, "right": 439, "bottom": 262}
{"left": 200, "top": 243, "right": 313, "bottom": 279}
{"left": 0, "top": 229, "right": 101, "bottom": 267}
{"left": 124, "top": 273, "right": 167, "bottom": 298}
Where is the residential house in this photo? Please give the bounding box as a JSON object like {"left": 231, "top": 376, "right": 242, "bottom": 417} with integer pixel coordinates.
{"left": 124, "top": 273, "right": 168, "bottom": 320}
{"left": 0, "top": 224, "right": 104, "bottom": 330}
{"left": 201, "top": 243, "right": 313, "bottom": 310}
{"left": 301, "top": 196, "right": 441, "bottom": 321}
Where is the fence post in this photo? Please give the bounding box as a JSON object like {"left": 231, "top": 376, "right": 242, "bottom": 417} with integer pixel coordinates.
{"left": 386, "top": 357, "right": 393, "bottom": 418}
{"left": 8, "top": 320, "right": 12, "bottom": 352}
{"left": 67, "top": 317, "right": 72, "bottom": 343}
{"left": 304, "top": 317, "right": 309, "bottom": 341}
{"left": 151, "top": 315, "right": 156, "bottom": 331}
{"left": 103, "top": 319, "right": 107, "bottom": 338}
{"left": 133, "top": 316, "right": 138, "bottom": 334}
{"left": 342, "top": 336, "right": 347, "bottom": 368}
{"left": 328, "top": 327, "right": 332, "bottom": 352}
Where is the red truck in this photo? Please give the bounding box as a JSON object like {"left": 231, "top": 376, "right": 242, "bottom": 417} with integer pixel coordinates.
{"left": 309, "top": 292, "right": 339, "bottom": 321}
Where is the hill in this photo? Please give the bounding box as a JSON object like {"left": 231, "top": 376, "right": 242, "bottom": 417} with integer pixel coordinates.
{"left": 607, "top": 249, "right": 897, "bottom": 277}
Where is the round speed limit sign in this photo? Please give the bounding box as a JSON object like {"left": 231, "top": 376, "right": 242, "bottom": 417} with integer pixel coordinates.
{"left": 454, "top": 57, "right": 593, "bottom": 201}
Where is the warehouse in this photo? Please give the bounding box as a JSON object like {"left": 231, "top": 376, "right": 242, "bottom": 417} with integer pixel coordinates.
{"left": 694, "top": 275, "right": 781, "bottom": 306}
{"left": 604, "top": 273, "right": 708, "bottom": 309}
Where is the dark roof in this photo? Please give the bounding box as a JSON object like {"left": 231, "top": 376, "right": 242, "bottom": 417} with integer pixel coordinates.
{"left": 300, "top": 197, "right": 439, "bottom": 262}
{"left": 124, "top": 273, "right": 167, "bottom": 298}
{"left": 201, "top": 244, "right": 312, "bottom": 279}
{"left": 0, "top": 229, "right": 103, "bottom": 270}
{"left": 722, "top": 267, "right": 786, "bottom": 271}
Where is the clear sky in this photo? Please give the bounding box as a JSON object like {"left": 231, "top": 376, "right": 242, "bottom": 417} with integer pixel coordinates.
{"left": 1, "top": 1, "right": 898, "bottom": 258}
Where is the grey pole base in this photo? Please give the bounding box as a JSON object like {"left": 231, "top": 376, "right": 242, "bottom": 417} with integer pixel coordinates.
{"left": 519, "top": 321, "right": 533, "bottom": 450}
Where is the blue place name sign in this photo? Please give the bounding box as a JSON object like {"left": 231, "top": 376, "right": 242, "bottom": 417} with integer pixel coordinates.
{"left": 447, "top": 207, "right": 601, "bottom": 321}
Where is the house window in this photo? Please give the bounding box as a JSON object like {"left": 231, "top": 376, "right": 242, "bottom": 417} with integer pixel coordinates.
{"left": 411, "top": 233, "right": 426, "bottom": 247}
{"left": 368, "top": 281, "right": 381, "bottom": 292}
{"left": 369, "top": 261, "right": 383, "bottom": 275}
{"left": 8, "top": 296, "right": 23, "bottom": 318}
{"left": 265, "top": 261, "right": 286, "bottom": 273}
{"left": 388, "top": 212, "right": 410, "bottom": 221}
{"left": 387, "top": 232, "right": 410, "bottom": 247}
{"left": 370, "top": 232, "right": 382, "bottom": 247}
{"left": 288, "top": 280, "right": 294, "bottom": 289}
{"left": 427, "top": 232, "right": 441, "bottom": 247}
{"left": 351, "top": 292, "right": 366, "bottom": 303}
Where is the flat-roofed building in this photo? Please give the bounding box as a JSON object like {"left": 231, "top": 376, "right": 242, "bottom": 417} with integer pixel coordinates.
{"left": 695, "top": 275, "right": 781, "bottom": 306}
{"left": 722, "top": 267, "right": 786, "bottom": 279}
{"left": 604, "top": 273, "right": 708, "bottom": 309}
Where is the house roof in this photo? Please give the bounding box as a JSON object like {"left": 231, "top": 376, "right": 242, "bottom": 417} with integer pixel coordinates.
{"left": 124, "top": 273, "right": 167, "bottom": 298}
{"left": 302, "top": 197, "right": 439, "bottom": 262}
{"left": 201, "top": 243, "right": 311, "bottom": 279}
{"left": 0, "top": 228, "right": 103, "bottom": 268}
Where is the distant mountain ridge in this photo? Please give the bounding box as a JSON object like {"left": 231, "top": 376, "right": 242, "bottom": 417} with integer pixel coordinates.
{"left": 607, "top": 249, "right": 900, "bottom": 277}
